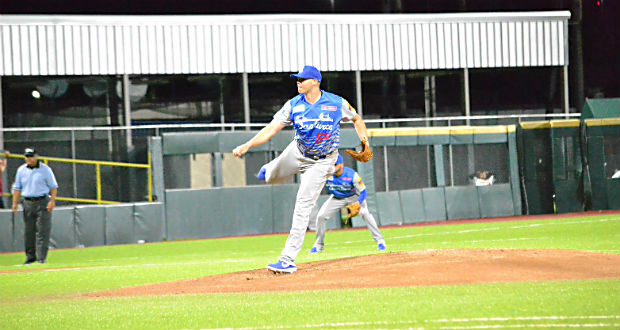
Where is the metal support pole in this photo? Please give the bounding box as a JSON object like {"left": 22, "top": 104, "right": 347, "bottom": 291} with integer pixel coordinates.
{"left": 147, "top": 151, "right": 153, "bottom": 202}
{"left": 568, "top": 1, "right": 584, "bottom": 115}
{"left": 431, "top": 75, "right": 436, "bottom": 118}
{"left": 242, "top": 73, "right": 250, "bottom": 130}
{"left": 122, "top": 74, "right": 133, "bottom": 148}
{"left": 0, "top": 77, "right": 4, "bottom": 152}
{"left": 399, "top": 73, "right": 407, "bottom": 117}
{"left": 383, "top": 146, "right": 389, "bottom": 192}
{"left": 148, "top": 136, "right": 165, "bottom": 205}
{"left": 355, "top": 70, "right": 363, "bottom": 116}
{"left": 219, "top": 78, "right": 226, "bottom": 131}
{"left": 424, "top": 75, "right": 436, "bottom": 126}
{"left": 96, "top": 164, "right": 102, "bottom": 204}
{"left": 0, "top": 77, "right": 5, "bottom": 208}
{"left": 563, "top": 65, "right": 570, "bottom": 118}
{"left": 424, "top": 76, "right": 431, "bottom": 127}
{"left": 463, "top": 68, "right": 471, "bottom": 126}
{"left": 381, "top": 122, "right": 388, "bottom": 191}
{"left": 104, "top": 82, "right": 113, "bottom": 153}
{"left": 71, "top": 130, "right": 77, "bottom": 198}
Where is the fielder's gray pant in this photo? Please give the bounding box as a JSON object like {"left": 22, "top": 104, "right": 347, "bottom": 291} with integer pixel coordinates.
{"left": 313, "top": 195, "right": 385, "bottom": 251}
{"left": 262, "top": 141, "right": 337, "bottom": 263}
{"left": 23, "top": 196, "right": 52, "bottom": 262}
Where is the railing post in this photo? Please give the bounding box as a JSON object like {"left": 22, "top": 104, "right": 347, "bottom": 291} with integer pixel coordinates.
{"left": 381, "top": 122, "right": 389, "bottom": 192}
{"left": 562, "top": 65, "right": 570, "bottom": 119}
{"left": 122, "top": 74, "right": 133, "bottom": 149}
{"left": 71, "top": 129, "right": 77, "bottom": 198}
{"left": 96, "top": 164, "right": 101, "bottom": 205}
{"left": 355, "top": 70, "right": 363, "bottom": 116}
{"left": 242, "top": 73, "right": 250, "bottom": 131}
{"left": 147, "top": 151, "right": 153, "bottom": 202}
{"left": 463, "top": 68, "right": 471, "bottom": 126}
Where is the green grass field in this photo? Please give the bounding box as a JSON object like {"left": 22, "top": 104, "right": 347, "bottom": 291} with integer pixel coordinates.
{"left": 1, "top": 213, "right": 619, "bottom": 330}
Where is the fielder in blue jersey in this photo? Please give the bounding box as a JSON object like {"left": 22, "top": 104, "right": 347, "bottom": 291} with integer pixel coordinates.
{"left": 233, "top": 65, "right": 371, "bottom": 274}
{"left": 310, "top": 154, "right": 386, "bottom": 254}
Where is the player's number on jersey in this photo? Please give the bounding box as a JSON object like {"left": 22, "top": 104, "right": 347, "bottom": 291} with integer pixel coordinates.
{"left": 316, "top": 133, "right": 331, "bottom": 143}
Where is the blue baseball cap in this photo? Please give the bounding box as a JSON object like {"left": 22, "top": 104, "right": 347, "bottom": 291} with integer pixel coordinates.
{"left": 290, "top": 65, "right": 322, "bottom": 82}
{"left": 335, "top": 154, "right": 344, "bottom": 165}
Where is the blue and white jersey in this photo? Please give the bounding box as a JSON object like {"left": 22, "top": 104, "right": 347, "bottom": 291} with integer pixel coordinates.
{"left": 273, "top": 91, "right": 356, "bottom": 157}
{"left": 325, "top": 166, "right": 366, "bottom": 199}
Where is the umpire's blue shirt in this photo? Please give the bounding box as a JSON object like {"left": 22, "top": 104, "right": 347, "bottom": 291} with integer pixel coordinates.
{"left": 13, "top": 161, "right": 58, "bottom": 197}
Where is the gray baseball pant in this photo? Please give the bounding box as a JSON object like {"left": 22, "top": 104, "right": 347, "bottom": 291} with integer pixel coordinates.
{"left": 313, "top": 195, "right": 385, "bottom": 251}
{"left": 262, "top": 141, "right": 337, "bottom": 263}
{"left": 23, "top": 197, "right": 52, "bottom": 262}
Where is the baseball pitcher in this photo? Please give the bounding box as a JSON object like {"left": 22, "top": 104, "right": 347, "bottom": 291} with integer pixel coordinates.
{"left": 232, "top": 65, "right": 372, "bottom": 274}
{"left": 310, "top": 154, "right": 386, "bottom": 254}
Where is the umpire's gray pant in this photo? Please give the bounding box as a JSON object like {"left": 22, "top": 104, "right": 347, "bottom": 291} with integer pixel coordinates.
{"left": 23, "top": 197, "right": 52, "bottom": 262}
{"left": 313, "top": 195, "right": 385, "bottom": 251}
{"left": 262, "top": 141, "right": 337, "bottom": 263}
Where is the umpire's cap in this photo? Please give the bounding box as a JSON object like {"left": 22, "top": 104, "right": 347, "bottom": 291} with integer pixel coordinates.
{"left": 24, "top": 147, "right": 37, "bottom": 157}
{"left": 335, "top": 154, "right": 344, "bottom": 165}
{"left": 290, "top": 65, "right": 322, "bottom": 82}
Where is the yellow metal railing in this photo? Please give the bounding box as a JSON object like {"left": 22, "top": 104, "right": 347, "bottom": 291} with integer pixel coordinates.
{"left": 5, "top": 154, "right": 152, "bottom": 205}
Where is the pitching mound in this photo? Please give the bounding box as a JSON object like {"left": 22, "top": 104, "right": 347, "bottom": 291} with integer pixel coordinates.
{"left": 90, "top": 249, "right": 620, "bottom": 297}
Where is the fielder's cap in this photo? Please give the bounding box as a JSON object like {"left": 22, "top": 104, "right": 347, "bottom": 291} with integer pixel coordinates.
{"left": 24, "top": 147, "right": 37, "bottom": 157}
{"left": 335, "top": 154, "right": 344, "bottom": 165}
{"left": 290, "top": 65, "right": 322, "bottom": 82}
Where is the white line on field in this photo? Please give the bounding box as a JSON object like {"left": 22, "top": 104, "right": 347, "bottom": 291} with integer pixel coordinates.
{"left": 440, "top": 323, "right": 620, "bottom": 329}
{"left": 339, "top": 235, "right": 545, "bottom": 247}
{"left": 5, "top": 259, "right": 256, "bottom": 273}
{"left": 183, "top": 321, "right": 420, "bottom": 330}
{"left": 338, "top": 227, "right": 502, "bottom": 245}
{"left": 186, "top": 316, "right": 620, "bottom": 330}
{"left": 366, "top": 217, "right": 617, "bottom": 245}
{"left": 434, "top": 315, "right": 620, "bottom": 322}
{"left": 509, "top": 217, "right": 618, "bottom": 229}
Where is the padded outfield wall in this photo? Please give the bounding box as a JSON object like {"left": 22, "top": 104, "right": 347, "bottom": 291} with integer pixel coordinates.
{"left": 0, "top": 203, "right": 164, "bottom": 252}
{"left": 154, "top": 125, "right": 521, "bottom": 240}
{"left": 3, "top": 120, "right": 618, "bottom": 251}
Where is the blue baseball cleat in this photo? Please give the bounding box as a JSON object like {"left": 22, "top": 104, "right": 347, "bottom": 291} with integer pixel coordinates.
{"left": 257, "top": 167, "right": 266, "bottom": 181}
{"left": 266, "top": 260, "right": 297, "bottom": 273}
{"left": 309, "top": 247, "right": 322, "bottom": 254}
{"left": 377, "top": 243, "right": 386, "bottom": 251}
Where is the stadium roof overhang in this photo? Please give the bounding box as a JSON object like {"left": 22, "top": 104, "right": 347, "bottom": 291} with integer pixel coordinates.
{"left": 0, "top": 11, "right": 570, "bottom": 76}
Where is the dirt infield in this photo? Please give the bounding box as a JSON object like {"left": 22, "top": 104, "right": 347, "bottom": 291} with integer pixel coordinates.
{"left": 90, "top": 249, "right": 620, "bottom": 297}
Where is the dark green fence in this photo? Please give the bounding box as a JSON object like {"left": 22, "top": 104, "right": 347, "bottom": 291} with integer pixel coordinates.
{"left": 518, "top": 118, "right": 619, "bottom": 214}
{"left": 583, "top": 118, "right": 620, "bottom": 210}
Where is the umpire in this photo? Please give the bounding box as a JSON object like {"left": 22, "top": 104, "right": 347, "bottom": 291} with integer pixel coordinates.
{"left": 11, "top": 148, "right": 58, "bottom": 264}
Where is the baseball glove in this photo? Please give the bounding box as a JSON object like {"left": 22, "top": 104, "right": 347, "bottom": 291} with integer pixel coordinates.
{"left": 346, "top": 201, "right": 361, "bottom": 218}
{"left": 345, "top": 138, "right": 372, "bottom": 162}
